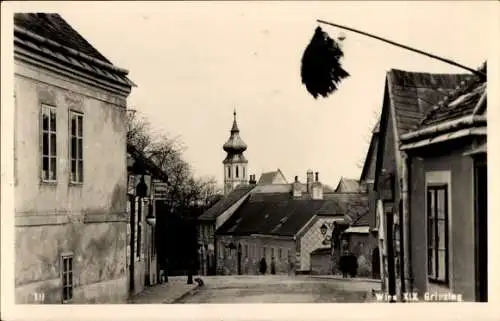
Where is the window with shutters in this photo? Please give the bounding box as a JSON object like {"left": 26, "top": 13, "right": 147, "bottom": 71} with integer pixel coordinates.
{"left": 69, "top": 111, "right": 83, "bottom": 183}
{"left": 427, "top": 185, "right": 449, "bottom": 284}
{"left": 41, "top": 105, "right": 57, "bottom": 182}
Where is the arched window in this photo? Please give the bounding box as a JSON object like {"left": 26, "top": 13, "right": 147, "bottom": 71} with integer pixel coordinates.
{"left": 236, "top": 166, "right": 239, "bottom": 178}
{"left": 228, "top": 167, "right": 231, "bottom": 178}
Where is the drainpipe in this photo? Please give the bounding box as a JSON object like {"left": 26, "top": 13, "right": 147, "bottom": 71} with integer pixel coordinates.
{"left": 401, "top": 152, "right": 412, "bottom": 297}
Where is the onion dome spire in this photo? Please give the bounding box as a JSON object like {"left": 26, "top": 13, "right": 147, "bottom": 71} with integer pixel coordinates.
{"left": 223, "top": 109, "right": 247, "bottom": 154}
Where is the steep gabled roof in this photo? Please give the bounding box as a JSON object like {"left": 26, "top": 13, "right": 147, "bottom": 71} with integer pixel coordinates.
{"left": 359, "top": 121, "right": 380, "bottom": 182}
{"left": 198, "top": 184, "right": 255, "bottom": 221}
{"left": 257, "top": 169, "right": 288, "bottom": 185}
{"left": 387, "top": 69, "right": 471, "bottom": 136}
{"left": 335, "top": 177, "right": 361, "bottom": 193}
{"left": 374, "top": 69, "right": 470, "bottom": 187}
{"left": 14, "top": 13, "right": 110, "bottom": 63}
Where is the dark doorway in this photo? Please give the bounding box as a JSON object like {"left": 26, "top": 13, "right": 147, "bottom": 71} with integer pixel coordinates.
{"left": 386, "top": 210, "right": 396, "bottom": 302}
{"left": 474, "top": 156, "right": 487, "bottom": 302}
{"left": 372, "top": 247, "right": 380, "bottom": 279}
{"left": 237, "top": 244, "right": 242, "bottom": 275}
{"left": 128, "top": 195, "right": 136, "bottom": 294}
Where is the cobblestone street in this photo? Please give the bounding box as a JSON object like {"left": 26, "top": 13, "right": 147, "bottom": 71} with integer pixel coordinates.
{"left": 176, "top": 275, "right": 379, "bottom": 303}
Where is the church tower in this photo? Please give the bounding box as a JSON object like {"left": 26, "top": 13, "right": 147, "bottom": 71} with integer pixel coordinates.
{"left": 222, "top": 110, "right": 248, "bottom": 195}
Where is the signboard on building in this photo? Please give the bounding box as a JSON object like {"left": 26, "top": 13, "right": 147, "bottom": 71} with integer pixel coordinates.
{"left": 153, "top": 181, "right": 168, "bottom": 200}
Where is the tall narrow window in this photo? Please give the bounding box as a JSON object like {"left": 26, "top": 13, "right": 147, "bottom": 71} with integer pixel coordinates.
{"left": 427, "top": 185, "right": 449, "bottom": 284}
{"left": 41, "top": 105, "right": 57, "bottom": 182}
{"left": 70, "top": 111, "right": 84, "bottom": 183}
{"left": 243, "top": 167, "right": 245, "bottom": 179}
{"left": 278, "top": 248, "right": 282, "bottom": 259}
{"left": 61, "top": 254, "right": 73, "bottom": 303}
{"left": 236, "top": 166, "right": 239, "bottom": 178}
{"left": 228, "top": 167, "right": 231, "bottom": 178}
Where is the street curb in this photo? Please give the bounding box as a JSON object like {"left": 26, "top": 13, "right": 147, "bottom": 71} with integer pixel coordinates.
{"left": 167, "top": 284, "right": 200, "bottom": 304}
{"left": 309, "top": 275, "right": 382, "bottom": 284}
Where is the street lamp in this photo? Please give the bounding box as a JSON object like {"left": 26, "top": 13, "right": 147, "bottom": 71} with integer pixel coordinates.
{"left": 320, "top": 223, "right": 328, "bottom": 236}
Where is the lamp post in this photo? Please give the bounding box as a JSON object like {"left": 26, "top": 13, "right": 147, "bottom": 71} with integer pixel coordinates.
{"left": 320, "top": 224, "right": 328, "bottom": 236}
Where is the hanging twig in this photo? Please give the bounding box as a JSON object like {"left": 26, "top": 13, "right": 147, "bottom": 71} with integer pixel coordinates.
{"left": 317, "top": 19, "right": 486, "bottom": 80}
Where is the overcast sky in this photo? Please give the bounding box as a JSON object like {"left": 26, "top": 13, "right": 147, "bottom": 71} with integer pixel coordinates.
{"left": 12, "top": 1, "right": 495, "bottom": 188}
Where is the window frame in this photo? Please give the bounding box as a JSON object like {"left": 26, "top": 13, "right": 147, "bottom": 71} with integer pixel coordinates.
{"left": 61, "top": 253, "right": 74, "bottom": 303}
{"left": 40, "top": 104, "right": 57, "bottom": 183}
{"left": 69, "top": 110, "right": 84, "bottom": 184}
{"left": 427, "top": 184, "right": 450, "bottom": 285}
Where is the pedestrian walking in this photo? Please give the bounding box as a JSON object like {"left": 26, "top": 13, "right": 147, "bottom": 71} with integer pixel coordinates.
{"left": 259, "top": 257, "right": 267, "bottom": 274}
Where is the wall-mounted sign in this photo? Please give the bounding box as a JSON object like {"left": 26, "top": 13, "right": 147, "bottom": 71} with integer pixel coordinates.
{"left": 153, "top": 182, "right": 168, "bottom": 200}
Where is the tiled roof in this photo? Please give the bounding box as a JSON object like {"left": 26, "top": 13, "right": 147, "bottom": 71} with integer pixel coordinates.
{"left": 14, "top": 13, "right": 110, "bottom": 63}
{"left": 257, "top": 169, "right": 287, "bottom": 185}
{"left": 420, "top": 64, "right": 486, "bottom": 127}
{"left": 257, "top": 171, "right": 279, "bottom": 184}
{"left": 198, "top": 185, "right": 255, "bottom": 221}
{"left": 218, "top": 192, "right": 368, "bottom": 237}
{"left": 14, "top": 13, "right": 134, "bottom": 88}
{"left": 335, "top": 178, "right": 361, "bottom": 193}
{"left": 387, "top": 69, "right": 471, "bottom": 135}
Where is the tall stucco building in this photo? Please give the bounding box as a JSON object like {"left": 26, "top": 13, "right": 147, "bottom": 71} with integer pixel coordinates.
{"left": 14, "top": 13, "right": 135, "bottom": 303}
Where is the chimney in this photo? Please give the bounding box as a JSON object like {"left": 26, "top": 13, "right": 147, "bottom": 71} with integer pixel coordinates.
{"left": 292, "top": 175, "right": 302, "bottom": 198}
{"left": 249, "top": 174, "right": 257, "bottom": 185}
{"left": 306, "top": 169, "right": 314, "bottom": 193}
{"left": 311, "top": 172, "right": 323, "bottom": 200}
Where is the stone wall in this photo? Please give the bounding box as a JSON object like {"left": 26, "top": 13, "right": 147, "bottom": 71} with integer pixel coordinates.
{"left": 15, "top": 219, "right": 128, "bottom": 303}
